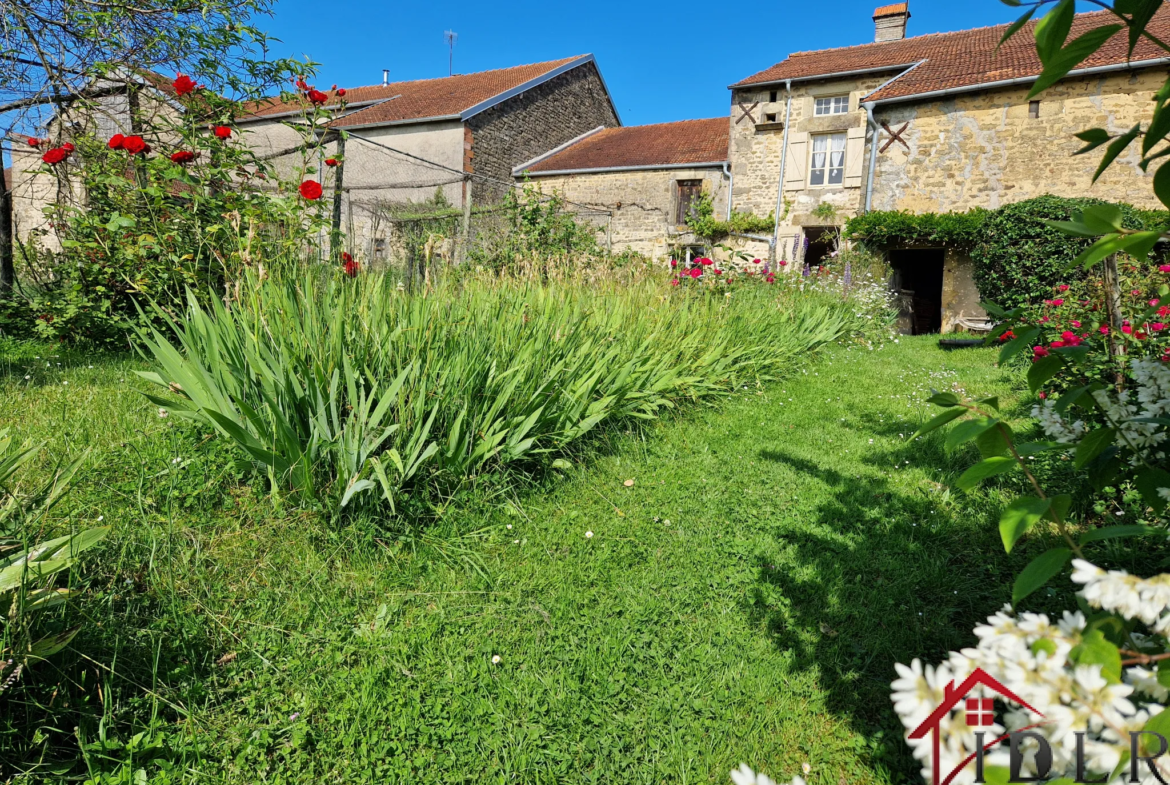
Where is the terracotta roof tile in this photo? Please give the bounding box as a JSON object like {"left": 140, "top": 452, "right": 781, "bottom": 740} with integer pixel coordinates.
{"left": 874, "top": 4, "right": 908, "bottom": 18}
{"left": 521, "top": 118, "right": 729, "bottom": 174}
{"left": 240, "top": 56, "right": 589, "bottom": 126}
{"left": 733, "top": 7, "right": 1170, "bottom": 102}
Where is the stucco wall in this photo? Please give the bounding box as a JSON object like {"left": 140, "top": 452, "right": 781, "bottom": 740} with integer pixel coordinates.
{"left": 522, "top": 167, "right": 728, "bottom": 260}
{"left": 467, "top": 62, "right": 619, "bottom": 203}
{"left": 869, "top": 69, "right": 1165, "bottom": 212}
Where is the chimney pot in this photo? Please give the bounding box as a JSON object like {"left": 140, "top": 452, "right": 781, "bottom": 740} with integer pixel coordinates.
{"left": 382, "top": 69, "right": 389, "bottom": 86}
{"left": 873, "top": 3, "right": 910, "bottom": 42}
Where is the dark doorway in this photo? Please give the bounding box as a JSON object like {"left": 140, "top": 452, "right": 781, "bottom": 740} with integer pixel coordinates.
{"left": 889, "top": 248, "right": 944, "bottom": 335}
{"left": 802, "top": 226, "right": 840, "bottom": 269}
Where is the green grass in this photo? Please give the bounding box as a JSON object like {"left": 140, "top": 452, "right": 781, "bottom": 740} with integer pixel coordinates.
{"left": 0, "top": 336, "right": 1042, "bottom": 783}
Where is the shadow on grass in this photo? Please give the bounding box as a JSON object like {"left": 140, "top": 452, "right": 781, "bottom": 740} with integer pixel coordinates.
{"left": 749, "top": 439, "right": 1028, "bottom": 778}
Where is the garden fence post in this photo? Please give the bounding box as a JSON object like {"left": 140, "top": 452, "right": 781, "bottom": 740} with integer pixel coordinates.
{"left": 330, "top": 134, "right": 346, "bottom": 261}
{"left": 0, "top": 176, "right": 13, "bottom": 294}
{"left": 458, "top": 177, "right": 473, "bottom": 266}
{"left": 1103, "top": 253, "right": 1126, "bottom": 389}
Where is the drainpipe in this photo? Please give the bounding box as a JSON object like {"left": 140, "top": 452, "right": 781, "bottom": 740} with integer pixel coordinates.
{"left": 863, "top": 102, "right": 880, "bottom": 213}
{"left": 771, "top": 79, "right": 793, "bottom": 256}
{"left": 722, "top": 162, "right": 733, "bottom": 220}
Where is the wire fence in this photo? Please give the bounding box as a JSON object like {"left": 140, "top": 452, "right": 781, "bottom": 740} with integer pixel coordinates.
{"left": 3, "top": 129, "right": 615, "bottom": 289}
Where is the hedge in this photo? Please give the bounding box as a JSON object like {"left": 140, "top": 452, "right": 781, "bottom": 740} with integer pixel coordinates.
{"left": 845, "top": 196, "right": 1170, "bottom": 309}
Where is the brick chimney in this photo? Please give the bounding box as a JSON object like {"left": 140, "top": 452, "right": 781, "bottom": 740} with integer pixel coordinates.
{"left": 874, "top": 3, "right": 910, "bottom": 42}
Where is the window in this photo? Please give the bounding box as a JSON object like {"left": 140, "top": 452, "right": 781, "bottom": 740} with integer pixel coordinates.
{"left": 765, "top": 112, "right": 777, "bottom": 122}
{"left": 814, "top": 96, "right": 850, "bottom": 116}
{"left": 675, "top": 180, "right": 703, "bottom": 226}
{"left": 809, "top": 133, "right": 846, "bottom": 186}
{"left": 1029, "top": 100, "right": 1041, "bottom": 119}
{"left": 965, "top": 698, "right": 995, "bottom": 727}
{"left": 374, "top": 238, "right": 386, "bottom": 259}
{"left": 769, "top": 90, "right": 779, "bottom": 102}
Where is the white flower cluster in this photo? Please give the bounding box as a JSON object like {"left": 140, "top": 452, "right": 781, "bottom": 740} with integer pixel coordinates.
{"left": 891, "top": 563, "right": 1170, "bottom": 784}
{"left": 1089, "top": 360, "right": 1170, "bottom": 465}
{"left": 730, "top": 764, "right": 805, "bottom": 785}
{"left": 1032, "top": 399, "right": 1087, "bottom": 445}
{"left": 1073, "top": 559, "right": 1170, "bottom": 637}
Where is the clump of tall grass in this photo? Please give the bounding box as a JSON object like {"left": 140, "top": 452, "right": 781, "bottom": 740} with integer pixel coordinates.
{"left": 137, "top": 269, "right": 866, "bottom": 513}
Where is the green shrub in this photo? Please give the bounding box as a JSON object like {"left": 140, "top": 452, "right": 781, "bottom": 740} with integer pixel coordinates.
{"left": 685, "top": 191, "right": 773, "bottom": 242}
{"left": 971, "top": 195, "right": 1168, "bottom": 309}
{"left": 844, "top": 208, "right": 987, "bottom": 249}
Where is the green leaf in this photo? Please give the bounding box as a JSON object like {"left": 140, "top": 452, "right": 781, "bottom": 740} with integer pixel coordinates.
{"left": 1091, "top": 122, "right": 1139, "bottom": 182}
{"left": 1135, "top": 467, "right": 1170, "bottom": 513}
{"left": 1070, "top": 629, "right": 1122, "bottom": 683}
{"left": 956, "top": 456, "right": 1017, "bottom": 491}
{"left": 1030, "top": 25, "right": 1123, "bottom": 98}
{"left": 1047, "top": 494, "right": 1073, "bottom": 524}
{"left": 977, "top": 396, "right": 1000, "bottom": 411}
{"left": 1155, "top": 158, "right": 1170, "bottom": 211}
{"left": 1158, "top": 659, "right": 1170, "bottom": 690}
{"left": 1000, "top": 497, "right": 1051, "bottom": 553}
{"left": 1081, "top": 204, "right": 1124, "bottom": 234}
{"left": 945, "top": 417, "right": 999, "bottom": 451}
{"left": 1069, "top": 231, "right": 1163, "bottom": 269}
{"left": 998, "top": 6, "right": 1037, "bottom": 47}
{"left": 999, "top": 326, "right": 1042, "bottom": 364}
{"left": 1027, "top": 354, "right": 1063, "bottom": 393}
{"left": 1013, "top": 548, "right": 1072, "bottom": 606}
{"left": 1145, "top": 105, "right": 1170, "bottom": 156}
{"left": 927, "top": 392, "right": 961, "bottom": 407}
{"left": 1042, "top": 218, "right": 1101, "bottom": 237}
{"left": 1078, "top": 525, "right": 1155, "bottom": 546}
{"left": 1033, "top": 0, "right": 1074, "bottom": 63}
{"left": 1074, "top": 127, "right": 1112, "bottom": 156}
{"left": 1145, "top": 706, "right": 1170, "bottom": 737}
{"left": 976, "top": 424, "right": 1012, "bottom": 459}
{"left": 1075, "top": 428, "right": 1116, "bottom": 468}
{"left": 912, "top": 407, "right": 966, "bottom": 440}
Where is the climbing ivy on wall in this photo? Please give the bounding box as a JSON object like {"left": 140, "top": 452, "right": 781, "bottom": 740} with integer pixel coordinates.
{"left": 844, "top": 209, "right": 988, "bottom": 249}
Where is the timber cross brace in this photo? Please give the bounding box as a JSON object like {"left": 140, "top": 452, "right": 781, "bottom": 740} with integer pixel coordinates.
{"left": 736, "top": 102, "right": 759, "bottom": 125}
{"left": 880, "top": 121, "right": 910, "bottom": 153}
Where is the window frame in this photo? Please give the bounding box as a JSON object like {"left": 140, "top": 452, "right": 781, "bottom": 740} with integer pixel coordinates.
{"left": 675, "top": 179, "right": 704, "bottom": 227}
{"left": 813, "top": 95, "right": 850, "bottom": 116}
{"left": 808, "top": 132, "right": 847, "bottom": 187}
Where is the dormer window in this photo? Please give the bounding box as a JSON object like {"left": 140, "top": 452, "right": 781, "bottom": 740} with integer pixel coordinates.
{"left": 814, "top": 96, "right": 850, "bottom": 116}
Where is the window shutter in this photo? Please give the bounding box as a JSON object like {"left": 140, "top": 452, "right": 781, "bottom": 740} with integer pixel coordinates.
{"left": 785, "top": 134, "right": 807, "bottom": 189}
{"left": 844, "top": 125, "right": 866, "bottom": 188}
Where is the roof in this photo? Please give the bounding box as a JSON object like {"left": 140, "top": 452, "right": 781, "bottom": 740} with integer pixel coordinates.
{"left": 517, "top": 118, "right": 729, "bottom": 175}
{"left": 874, "top": 3, "right": 908, "bottom": 17}
{"left": 732, "top": 6, "right": 1170, "bottom": 103}
{"left": 239, "top": 56, "right": 608, "bottom": 127}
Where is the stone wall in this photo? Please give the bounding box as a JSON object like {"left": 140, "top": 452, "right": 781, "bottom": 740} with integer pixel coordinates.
{"left": 468, "top": 61, "right": 619, "bottom": 203}
{"left": 729, "top": 73, "right": 891, "bottom": 260}
{"left": 524, "top": 166, "right": 728, "bottom": 260}
{"left": 869, "top": 68, "right": 1166, "bottom": 212}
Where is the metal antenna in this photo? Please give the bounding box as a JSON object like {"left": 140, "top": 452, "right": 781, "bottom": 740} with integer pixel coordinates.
{"left": 444, "top": 30, "right": 457, "bottom": 76}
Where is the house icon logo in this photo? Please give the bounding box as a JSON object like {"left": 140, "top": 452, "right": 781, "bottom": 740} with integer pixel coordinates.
{"left": 908, "top": 667, "right": 1046, "bottom": 785}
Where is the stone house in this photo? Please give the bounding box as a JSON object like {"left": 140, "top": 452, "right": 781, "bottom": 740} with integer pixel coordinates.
{"left": 236, "top": 55, "right": 620, "bottom": 260}
{"left": 513, "top": 118, "right": 730, "bottom": 259}
{"left": 726, "top": 3, "right": 1170, "bottom": 332}
{"left": 6, "top": 57, "right": 620, "bottom": 262}
{"left": 7, "top": 70, "right": 185, "bottom": 250}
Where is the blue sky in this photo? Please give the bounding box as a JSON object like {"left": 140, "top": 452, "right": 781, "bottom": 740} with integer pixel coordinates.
{"left": 261, "top": 1, "right": 1025, "bottom": 126}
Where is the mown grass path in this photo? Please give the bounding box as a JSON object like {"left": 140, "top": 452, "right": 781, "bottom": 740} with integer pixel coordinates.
{"left": 155, "top": 337, "right": 1027, "bottom": 784}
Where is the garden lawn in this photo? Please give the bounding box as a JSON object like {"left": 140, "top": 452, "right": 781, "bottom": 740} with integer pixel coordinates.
{"left": 1, "top": 336, "right": 1034, "bottom": 784}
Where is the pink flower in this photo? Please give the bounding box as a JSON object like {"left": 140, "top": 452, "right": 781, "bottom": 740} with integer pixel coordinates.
{"left": 1153, "top": 323, "right": 1167, "bottom": 332}
{"left": 713, "top": 269, "right": 723, "bottom": 275}
{"left": 670, "top": 278, "right": 679, "bottom": 287}
{"left": 1153, "top": 299, "right": 1163, "bottom": 307}
{"left": 1057, "top": 284, "right": 1070, "bottom": 292}
{"left": 1051, "top": 299, "right": 1064, "bottom": 306}
{"left": 1123, "top": 324, "right": 1134, "bottom": 335}
{"left": 779, "top": 261, "right": 787, "bottom": 266}
{"left": 1133, "top": 289, "right": 1143, "bottom": 296}
{"left": 698, "top": 257, "right": 714, "bottom": 266}
{"left": 1039, "top": 392, "right": 1047, "bottom": 399}
{"left": 1137, "top": 331, "right": 1149, "bottom": 340}
{"left": 1033, "top": 346, "right": 1050, "bottom": 359}
{"left": 1070, "top": 320, "right": 1081, "bottom": 328}
{"left": 752, "top": 258, "right": 762, "bottom": 264}
{"left": 670, "top": 259, "right": 678, "bottom": 268}
{"left": 1160, "top": 265, "right": 1170, "bottom": 273}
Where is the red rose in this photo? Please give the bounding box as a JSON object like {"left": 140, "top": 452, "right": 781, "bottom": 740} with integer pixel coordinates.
{"left": 344, "top": 258, "right": 360, "bottom": 277}
{"left": 307, "top": 89, "right": 328, "bottom": 104}
{"left": 1032, "top": 346, "right": 1050, "bottom": 359}
{"left": 336, "top": 88, "right": 347, "bottom": 97}
{"left": 1100, "top": 325, "right": 1110, "bottom": 335}
{"left": 670, "top": 278, "right": 680, "bottom": 287}
{"left": 753, "top": 258, "right": 762, "bottom": 264}
{"left": 121, "top": 135, "right": 147, "bottom": 155}
{"left": 1122, "top": 324, "right": 1134, "bottom": 335}
{"left": 173, "top": 74, "right": 197, "bottom": 96}
{"left": 61, "top": 142, "right": 74, "bottom": 154}
{"left": 1057, "top": 284, "right": 1069, "bottom": 291}
{"left": 27, "top": 137, "right": 40, "bottom": 147}
{"left": 698, "top": 257, "right": 714, "bottom": 266}
{"left": 325, "top": 158, "right": 339, "bottom": 167}
{"left": 295, "top": 78, "right": 308, "bottom": 90}
{"left": 170, "top": 150, "right": 197, "bottom": 164}
{"left": 213, "top": 126, "right": 232, "bottom": 139}
{"left": 999, "top": 330, "right": 1015, "bottom": 342}
{"left": 108, "top": 134, "right": 125, "bottom": 150}
{"left": 714, "top": 269, "right": 723, "bottom": 275}
{"left": 341, "top": 252, "right": 353, "bottom": 263}
{"left": 42, "top": 147, "right": 67, "bottom": 165}
{"left": 778, "top": 261, "right": 787, "bottom": 266}
{"left": 299, "top": 180, "right": 323, "bottom": 200}
{"left": 670, "top": 259, "right": 678, "bottom": 268}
